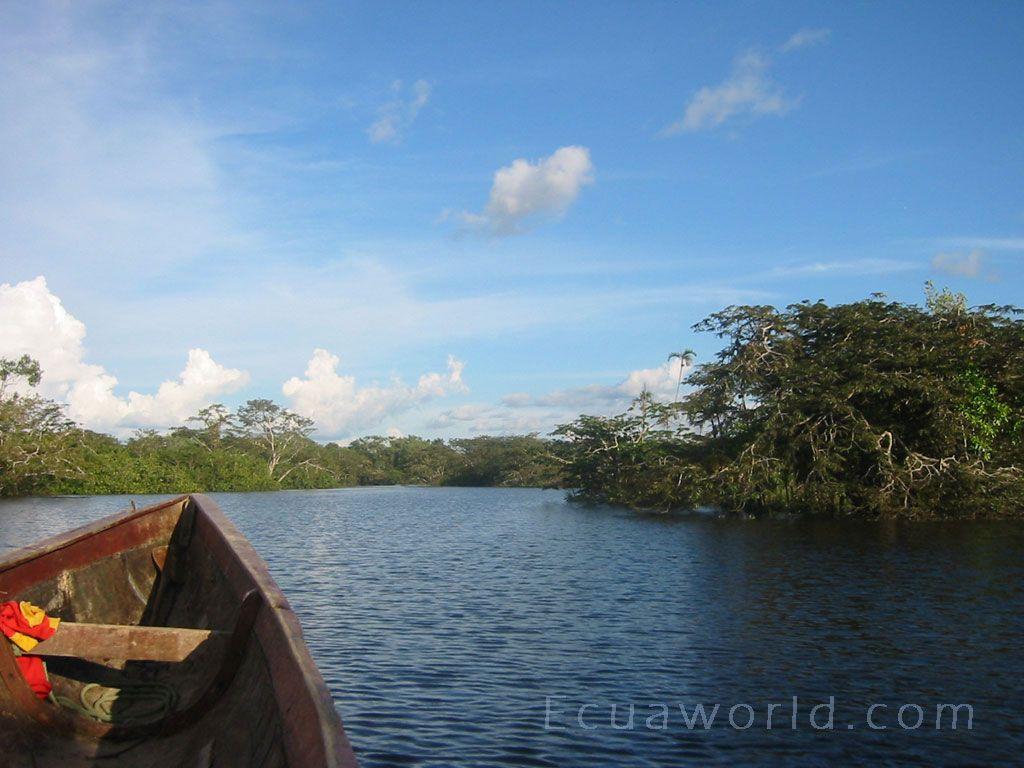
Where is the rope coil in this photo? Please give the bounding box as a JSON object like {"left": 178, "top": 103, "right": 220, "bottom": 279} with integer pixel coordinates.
{"left": 56, "top": 681, "right": 177, "bottom": 724}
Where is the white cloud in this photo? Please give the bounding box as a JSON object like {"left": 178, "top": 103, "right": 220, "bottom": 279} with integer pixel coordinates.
{"left": 455, "top": 146, "right": 595, "bottom": 235}
{"left": 67, "top": 349, "right": 249, "bottom": 433}
{"left": 88, "top": 254, "right": 771, "bottom": 383}
{"left": 0, "top": 277, "right": 248, "bottom": 432}
{"left": 282, "top": 349, "right": 467, "bottom": 437}
{"left": 665, "top": 51, "right": 793, "bottom": 134}
{"left": 367, "top": 79, "right": 432, "bottom": 144}
{"left": 931, "top": 249, "right": 987, "bottom": 279}
{"left": 765, "top": 258, "right": 917, "bottom": 279}
{"left": 665, "top": 29, "right": 829, "bottom": 134}
{"left": 427, "top": 404, "right": 551, "bottom": 435}
{"left": 507, "top": 357, "right": 688, "bottom": 409}
{"left": 500, "top": 393, "right": 534, "bottom": 408}
{"left": 781, "top": 28, "right": 831, "bottom": 52}
{"left": 429, "top": 357, "right": 691, "bottom": 436}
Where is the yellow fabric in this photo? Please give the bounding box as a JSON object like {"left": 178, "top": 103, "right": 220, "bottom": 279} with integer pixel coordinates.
{"left": 18, "top": 602, "right": 46, "bottom": 628}
{"left": 6, "top": 603, "right": 57, "bottom": 650}
{"left": 9, "top": 631, "right": 38, "bottom": 653}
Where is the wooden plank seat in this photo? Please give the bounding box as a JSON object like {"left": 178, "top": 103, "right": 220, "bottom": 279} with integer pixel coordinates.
{"left": 0, "top": 495, "right": 358, "bottom": 766}
{"left": 31, "top": 622, "right": 227, "bottom": 663}
{"left": 0, "top": 589, "right": 264, "bottom": 742}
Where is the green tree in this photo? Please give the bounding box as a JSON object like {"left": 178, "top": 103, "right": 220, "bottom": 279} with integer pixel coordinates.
{"left": 555, "top": 391, "right": 703, "bottom": 511}
{"left": 183, "top": 403, "right": 232, "bottom": 450}
{"left": 448, "top": 435, "right": 563, "bottom": 487}
{"left": 0, "top": 355, "right": 42, "bottom": 398}
{"left": 558, "top": 288, "right": 1024, "bottom": 519}
{"left": 667, "top": 348, "right": 695, "bottom": 401}
{"left": 231, "top": 399, "right": 320, "bottom": 481}
{"left": 0, "top": 356, "right": 80, "bottom": 495}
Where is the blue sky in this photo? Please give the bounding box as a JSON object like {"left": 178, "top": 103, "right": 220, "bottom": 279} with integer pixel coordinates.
{"left": 1, "top": 1, "right": 1022, "bottom": 439}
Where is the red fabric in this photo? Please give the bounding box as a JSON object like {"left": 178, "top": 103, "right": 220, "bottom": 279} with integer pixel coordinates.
{"left": 14, "top": 656, "right": 52, "bottom": 699}
{"left": 1, "top": 601, "right": 59, "bottom": 700}
{"left": 0, "top": 601, "right": 58, "bottom": 643}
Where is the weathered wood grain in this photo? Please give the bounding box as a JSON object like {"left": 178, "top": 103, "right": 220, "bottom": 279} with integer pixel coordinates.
{"left": 0, "top": 494, "right": 359, "bottom": 767}
{"left": 32, "top": 622, "right": 226, "bottom": 662}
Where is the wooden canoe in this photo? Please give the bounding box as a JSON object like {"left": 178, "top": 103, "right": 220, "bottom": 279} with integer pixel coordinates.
{"left": 0, "top": 494, "right": 359, "bottom": 767}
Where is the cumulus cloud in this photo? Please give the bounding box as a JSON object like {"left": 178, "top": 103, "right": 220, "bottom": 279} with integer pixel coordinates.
{"left": 0, "top": 277, "right": 248, "bottom": 432}
{"left": 455, "top": 146, "right": 595, "bottom": 235}
{"left": 931, "top": 249, "right": 988, "bottom": 279}
{"left": 282, "top": 349, "right": 467, "bottom": 437}
{"left": 367, "top": 79, "right": 432, "bottom": 144}
{"left": 429, "top": 357, "right": 691, "bottom": 436}
{"left": 664, "top": 51, "right": 792, "bottom": 134}
{"left": 780, "top": 28, "right": 831, "bottom": 52}
{"left": 67, "top": 349, "right": 250, "bottom": 433}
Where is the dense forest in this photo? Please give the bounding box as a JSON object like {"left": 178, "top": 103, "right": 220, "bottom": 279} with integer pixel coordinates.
{"left": 0, "top": 360, "right": 563, "bottom": 496}
{"left": 557, "top": 286, "right": 1024, "bottom": 519}
{"left": 3, "top": 287, "right": 1023, "bottom": 519}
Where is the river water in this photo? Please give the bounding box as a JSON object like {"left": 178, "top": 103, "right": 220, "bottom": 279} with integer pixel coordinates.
{"left": 1, "top": 487, "right": 1022, "bottom": 767}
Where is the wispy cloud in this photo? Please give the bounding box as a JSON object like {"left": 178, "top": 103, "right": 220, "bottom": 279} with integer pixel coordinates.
{"left": 74, "top": 252, "right": 773, "bottom": 388}
{"left": 504, "top": 358, "right": 688, "bottom": 409}
{"left": 931, "top": 249, "right": 994, "bottom": 280}
{"left": 426, "top": 403, "right": 550, "bottom": 435}
{"left": 663, "top": 51, "right": 792, "bottom": 134}
{"left": 664, "top": 28, "right": 829, "bottom": 135}
{"left": 763, "top": 258, "right": 917, "bottom": 279}
{"left": 428, "top": 358, "right": 691, "bottom": 435}
{"left": 0, "top": 4, "right": 243, "bottom": 280}
{"left": 781, "top": 28, "right": 831, "bottom": 52}
{"left": 367, "top": 79, "right": 432, "bottom": 144}
{"left": 451, "top": 146, "right": 595, "bottom": 235}
{"left": 802, "top": 151, "right": 917, "bottom": 180}
{"left": 935, "top": 237, "right": 1024, "bottom": 252}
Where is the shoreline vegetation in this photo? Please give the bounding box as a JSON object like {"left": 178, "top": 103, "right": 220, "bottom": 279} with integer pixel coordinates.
{"left": 557, "top": 286, "right": 1024, "bottom": 519}
{"left": 3, "top": 287, "right": 1023, "bottom": 519}
{"left": 0, "top": 387, "right": 564, "bottom": 495}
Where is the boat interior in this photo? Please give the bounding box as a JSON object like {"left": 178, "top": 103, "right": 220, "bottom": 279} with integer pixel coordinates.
{"left": 0, "top": 495, "right": 355, "bottom": 768}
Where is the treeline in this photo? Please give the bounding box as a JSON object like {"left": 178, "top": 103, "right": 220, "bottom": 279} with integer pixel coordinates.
{"left": 54, "top": 431, "right": 563, "bottom": 495}
{"left": 557, "top": 286, "right": 1024, "bottom": 519}
{"left": 6, "top": 286, "right": 1024, "bottom": 518}
{"left": 0, "top": 364, "right": 563, "bottom": 496}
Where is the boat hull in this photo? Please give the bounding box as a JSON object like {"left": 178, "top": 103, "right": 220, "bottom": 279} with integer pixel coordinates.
{"left": 0, "top": 494, "right": 359, "bottom": 767}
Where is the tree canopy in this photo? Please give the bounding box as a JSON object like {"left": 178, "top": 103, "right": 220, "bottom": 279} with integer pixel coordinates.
{"left": 0, "top": 364, "right": 563, "bottom": 496}
{"left": 557, "top": 289, "right": 1024, "bottom": 518}
{"left": 0, "top": 357, "right": 78, "bottom": 495}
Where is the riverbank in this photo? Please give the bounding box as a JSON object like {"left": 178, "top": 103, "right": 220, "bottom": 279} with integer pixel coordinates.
{"left": 2, "top": 430, "right": 566, "bottom": 497}
{"left": 556, "top": 290, "right": 1024, "bottom": 520}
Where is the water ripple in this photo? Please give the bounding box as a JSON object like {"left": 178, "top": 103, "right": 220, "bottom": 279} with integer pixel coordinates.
{"left": 2, "top": 488, "right": 1022, "bottom": 767}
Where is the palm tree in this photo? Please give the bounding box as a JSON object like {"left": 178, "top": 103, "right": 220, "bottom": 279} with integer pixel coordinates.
{"left": 667, "top": 349, "right": 695, "bottom": 402}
